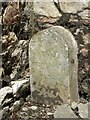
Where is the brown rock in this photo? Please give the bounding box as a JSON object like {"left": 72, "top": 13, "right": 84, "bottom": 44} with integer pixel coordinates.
{"left": 3, "top": 4, "right": 20, "bottom": 25}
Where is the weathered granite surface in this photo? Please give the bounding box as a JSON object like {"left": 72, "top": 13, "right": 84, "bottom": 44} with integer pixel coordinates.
{"left": 11, "top": 79, "right": 29, "bottom": 98}
{"left": 78, "top": 9, "right": 90, "bottom": 20}
{"left": 29, "top": 26, "right": 78, "bottom": 103}
{"left": 34, "top": 1, "right": 62, "bottom": 17}
{"left": 59, "top": 1, "right": 89, "bottom": 13}
{"left": 54, "top": 104, "right": 78, "bottom": 118}
{"left": 78, "top": 103, "right": 88, "bottom": 118}
{"left": 0, "top": 86, "right": 12, "bottom": 106}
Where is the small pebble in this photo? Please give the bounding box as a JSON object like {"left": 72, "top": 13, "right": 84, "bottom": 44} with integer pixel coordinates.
{"left": 47, "top": 112, "right": 54, "bottom": 116}
{"left": 22, "top": 107, "right": 28, "bottom": 112}
{"left": 30, "top": 106, "right": 38, "bottom": 110}
{"left": 71, "top": 102, "right": 78, "bottom": 109}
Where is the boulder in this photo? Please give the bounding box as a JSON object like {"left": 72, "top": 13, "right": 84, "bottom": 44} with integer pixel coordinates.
{"left": 59, "top": 1, "right": 89, "bottom": 13}
{"left": 34, "top": 1, "right": 61, "bottom": 17}
{"left": 54, "top": 104, "right": 78, "bottom": 118}
{"left": 78, "top": 9, "right": 90, "bottom": 20}
{"left": 78, "top": 103, "right": 88, "bottom": 118}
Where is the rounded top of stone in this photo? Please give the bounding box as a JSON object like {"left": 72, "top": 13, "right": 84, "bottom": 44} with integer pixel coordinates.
{"left": 30, "top": 26, "right": 77, "bottom": 49}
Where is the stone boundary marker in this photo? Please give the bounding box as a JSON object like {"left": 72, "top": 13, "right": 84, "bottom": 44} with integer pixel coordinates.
{"left": 29, "top": 26, "right": 79, "bottom": 104}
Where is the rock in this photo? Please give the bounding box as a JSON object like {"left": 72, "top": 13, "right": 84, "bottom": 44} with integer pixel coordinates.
{"left": 10, "top": 39, "right": 28, "bottom": 80}
{"left": 47, "top": 112, "right": 54, "bottom": 116}
{"left": 22, "top": 107, "right": 28, "bottom": 112}
{"left": 0, "top": 86, "right": 12, "bottom": 106}
{"left": 29, "top": 26, "right": 78, "bottom": 103}
{"left": 59, "top": 1, "right": 89, "bottom": 13}
{"left": 71, "top": 102, "right": 78, "bottom": 109}
{"left": 37, "top": 16, "right": 59, "bottom": 24}
{"left": 10, "top": 69, "right": 18, "bottom": 80}
{"left": 3, "top": 106, "right": 9, "bottom": 113}
{"left": 11, "top": 48, "right": 22, "bottom": 57}
{"left": 3, "top": 3, "right": 20, "bottom": 24}
{"left": 7, "top": 32, "right": 18, "bottom": 43}
{"left": 2, "top": 106, "right": 9, "bottom": 120}
{"left": 2, "top": 98, "right": 12, "bottom": 107}
{"left": 54, "top": 104, "right": 78, "bottom": 118}
{"left": 21, "top": 49, "right": 28, "bottom": 67}
{"left": 17, "top": 111, "right": 28, "bottom": 119}
{"left": 2, "top": 35, "right": 8, "bottom": 48}
{"left": 26, "top": 95, "right": 31, "bottom": 102}
{"left": 34, "top": 1, "right": 62, "bottom": 17}
{"left": 18, "top": 40, "right": 27, "bottom": 47}
{"left": 11, "top": 79, "right": 29, "bottom": 98}
{"left": 19, "top": 97, "right": 25, "bottom": 106}
{"left": 2, "top": 75, "right": 11, "bottom": 86}
{"left": 0, "top": 110, "right": 2, "bottom": 120}
{"left": 30, "top": 106, "right": 38, "bottom": 111}
{"left": 2, "top": 32, "right": 18, "bottom": 45}
{"left": 78, "top": 9, "right": 90, "bottom": 20}
{"left": 78, "top": 103, "right": 88, "bottom": 118}
{"left": 0, "top": 68, "right": 4, "bottom": 79}
{"left": 12, "top": 100, "right": 21, "bottom": 112}
{"left": 81, "top": 80, "right": 88, "bottom": 93}
{"left": 82, "top": 34, "right": 90, "bottom": 44}
{"left": 80, "top": 47, "right": 88, "bottom": 57}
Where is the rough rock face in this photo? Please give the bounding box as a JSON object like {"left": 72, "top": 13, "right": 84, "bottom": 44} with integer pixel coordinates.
{"left": 78, "top": 9, "right": 90, "bottom": 20}
{"left": 54, "top": 102, "right": 89, "bottom": 118}
{"left": 11, "top": 79, "right": 30, "bottom": 98}
{"left": 59, "top": 1, "right": 89, "bottom": 13}
{"left": 54, "top": 104, "right": 78, "bottom": 118}
{"left": 0, "top": 86, "right": 12, "bottom": 106}
{"left": 78, "top": 103, "right": 88, "bottom": 118}
{"left": 34, "top": 1, "right": 62, "bottom": 17}
{"left": 3, "top": 3, "right": 20, "bottom": 25}
{"left": 29, "top": 26, "right": 78, "bottom": 103}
